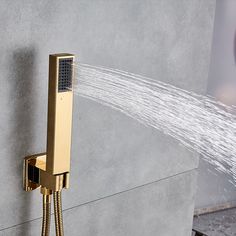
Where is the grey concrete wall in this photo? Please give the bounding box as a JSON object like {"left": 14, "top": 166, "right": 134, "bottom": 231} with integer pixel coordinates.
{"left": 195, "top": 0, "right": 236, "bottom": 210}
{"left": 0, "top": 1, "right": 215, "bottom": 235}
{"left": 1, "top": 171, "right": 197, "bottom": 236}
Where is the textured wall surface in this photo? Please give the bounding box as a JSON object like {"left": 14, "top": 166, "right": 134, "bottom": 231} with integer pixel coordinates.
{"left": 1, "top": 171, "right": 197, "bottom": 236}
{"left": 0, "top": 0, "right": 215, "bottom": 235}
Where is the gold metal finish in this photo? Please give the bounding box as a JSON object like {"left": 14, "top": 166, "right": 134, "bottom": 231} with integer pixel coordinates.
{"left": 41, "top": 187, "right": 52, "bottom": 196}
{"left": 23, "top": 153, "right": 46, "bottom": 191}
{"left": 23, "top": 154, "right": 70, "bottom": 192}
{"left": 54, "top": 191, "right": 64, "bottom": 236}
{"left": 42, "top": 193, "right": 51, "bottom": 236}
{"left": 23, "top": 53, "right": 74, "bottom": 236}
{"left": 47, "top": 54, "right": 74, "bottom": 175}
{"left": 23, "top": 53, "right": 74, "bottom": 192}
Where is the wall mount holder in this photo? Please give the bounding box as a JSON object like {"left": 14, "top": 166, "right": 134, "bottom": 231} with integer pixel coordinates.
{"left": 23, "top": 153, "right": 69, "bottom": 193}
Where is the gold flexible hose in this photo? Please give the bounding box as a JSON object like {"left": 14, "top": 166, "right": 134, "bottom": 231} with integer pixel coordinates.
{"left": 53, "top": 191, "right": 64, "bottom": 236}
{"left": 41, "top": 194, "right": 51, "bottom": 236}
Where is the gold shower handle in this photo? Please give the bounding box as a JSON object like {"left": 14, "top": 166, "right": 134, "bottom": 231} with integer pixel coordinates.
{"left": 23, "top": 53, "right": 75, "bottom": 236}
{"left": 46, "top": 54, "right": 74, "bottom": 175}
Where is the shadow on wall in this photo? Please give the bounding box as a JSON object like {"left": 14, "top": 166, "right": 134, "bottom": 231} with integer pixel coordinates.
{"left": 210, "top": 29, "right": 236, "bottom": 106}
{"left": 9, "top": 48, "right": 37, "bottom": 235}
{"left": 234, "top": 30, "right": 236, "bottom": 64}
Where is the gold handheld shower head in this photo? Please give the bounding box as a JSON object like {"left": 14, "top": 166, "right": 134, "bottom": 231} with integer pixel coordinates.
{"left": 23, "top": 53, "right": 75, "bottom": 236}
{"left": 23, "top": 53, "right": 75, "bottom": 192}
{"left": 47, "top": 54, "right": 74, "bottom": 175}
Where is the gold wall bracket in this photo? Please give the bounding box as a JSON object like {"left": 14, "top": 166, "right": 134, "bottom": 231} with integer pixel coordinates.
{"left": 23, "top": 153, "right": 69, "bottom": 192}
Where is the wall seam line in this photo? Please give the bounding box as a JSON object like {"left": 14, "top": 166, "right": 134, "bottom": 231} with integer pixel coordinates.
{"left": 0, "top": 167, "right": 197, "bottom": 232}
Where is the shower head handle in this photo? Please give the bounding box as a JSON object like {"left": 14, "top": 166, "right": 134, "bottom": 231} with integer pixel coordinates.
{"left": 46, "top": 53, "right": 75, "bottom": 175}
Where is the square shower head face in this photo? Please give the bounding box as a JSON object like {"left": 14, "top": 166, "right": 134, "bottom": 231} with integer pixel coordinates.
{"left": 58, "top": 58, "right": 73, "bottom": 92}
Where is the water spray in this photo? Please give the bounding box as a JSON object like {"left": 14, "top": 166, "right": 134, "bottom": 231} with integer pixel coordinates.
{"left": 74, "top": 63, "right": 236, "bottom": 184}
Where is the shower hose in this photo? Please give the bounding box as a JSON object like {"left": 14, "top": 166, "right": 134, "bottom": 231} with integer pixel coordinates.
{"left": 41, "top": 190, "right": 64, "bottom": 236}
{"left": 41, "top": 194, "right": 51, "bottom": 236}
